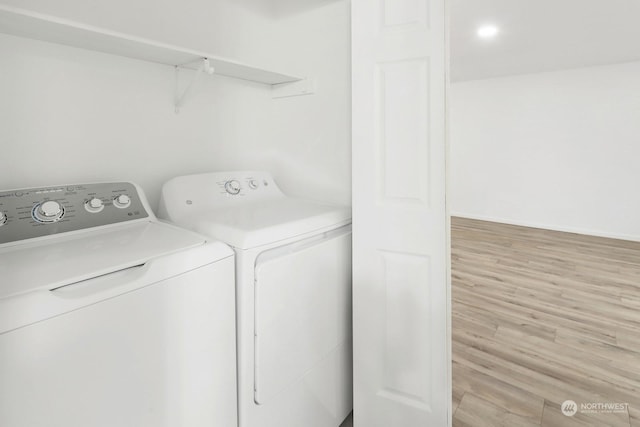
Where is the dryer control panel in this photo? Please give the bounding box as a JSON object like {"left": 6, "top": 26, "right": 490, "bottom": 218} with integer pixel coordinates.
{"left": 160, "top": 171, "right": 286, "bottom": 220}
{"left": 215, "top": 172, "right": 279, "bottom": 199}
{"left": 0, "top": 182, "right": 149, "bottom": 244}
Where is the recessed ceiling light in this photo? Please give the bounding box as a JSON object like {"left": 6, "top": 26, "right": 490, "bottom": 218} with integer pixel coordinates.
{"left": 477, "top": 25, "right": 499, "bottom": 39}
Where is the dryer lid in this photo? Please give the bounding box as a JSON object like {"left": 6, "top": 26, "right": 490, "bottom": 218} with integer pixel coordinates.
{"left": 0, "top": 221, "right": 229, "bottom": 300}
{"left": 184, "top": 198, "right": 352, "bottom": 249}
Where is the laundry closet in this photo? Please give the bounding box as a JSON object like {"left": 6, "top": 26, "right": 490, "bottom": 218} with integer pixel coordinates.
{"left": 0, "top": 1, "right": 450, "bottom": 426}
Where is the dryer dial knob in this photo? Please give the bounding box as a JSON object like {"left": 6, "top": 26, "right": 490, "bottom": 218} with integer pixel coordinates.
{"left": 0, "top": 211, "right": 6, "bottom": 225}
{"left": 113, "top": 194, "right": 131, "bottom": 209}
{"left": 225, "top": 180, "right": 242, "bottom": 195}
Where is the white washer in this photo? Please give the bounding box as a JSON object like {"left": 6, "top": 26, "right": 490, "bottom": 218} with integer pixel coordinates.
{"left": 0, "top": 182, "right": 237, "bottom": 427}
{"left": 159, "top": 171, "right": 353, "bottom": 427}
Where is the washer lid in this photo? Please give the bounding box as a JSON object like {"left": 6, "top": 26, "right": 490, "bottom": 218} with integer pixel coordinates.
{"left": 0, "top": 221, "right": 229, "bottom": 300}
{"left": 184, "top": 198, "right": 352, "bottom": 249}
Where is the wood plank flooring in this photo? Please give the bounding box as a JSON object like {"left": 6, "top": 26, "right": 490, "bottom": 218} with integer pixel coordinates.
{"left": 452, "top": 217, "right": 640, "bottom": 427}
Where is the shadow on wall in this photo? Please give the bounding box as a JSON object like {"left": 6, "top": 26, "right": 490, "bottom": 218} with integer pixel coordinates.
{"left": 228, "top": 0, "right": 343, "bottom": 18}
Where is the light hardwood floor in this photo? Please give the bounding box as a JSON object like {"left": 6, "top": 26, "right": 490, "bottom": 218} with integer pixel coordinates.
{"left": 452, "top": 217, "right": 640, "bottom": 427}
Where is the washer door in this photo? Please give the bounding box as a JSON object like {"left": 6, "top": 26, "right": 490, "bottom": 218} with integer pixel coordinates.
{"left": 254, "top": 226, "right": 352, "bottom": 405}
{"left": 0, "top": 259, "right": 237, "bottom": 427}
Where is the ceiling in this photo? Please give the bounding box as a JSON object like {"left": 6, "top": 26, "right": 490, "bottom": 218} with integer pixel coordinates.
{"left": 450, "top": 0, "right": 640, "bottom": 82}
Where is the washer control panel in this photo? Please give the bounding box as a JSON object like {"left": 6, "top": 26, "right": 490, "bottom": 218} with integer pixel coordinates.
{"left": 0, "top": 182, "right": 149, "bottom": 244}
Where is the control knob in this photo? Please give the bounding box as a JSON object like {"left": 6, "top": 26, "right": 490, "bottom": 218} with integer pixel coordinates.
{"left": 248, "top": 179, "right": 259, "bottom": 190}
{"left": 85, "top": 198, "right": 105, "bottom": 213}
{"left": 113, "top": 194, "right": 131, "bottom": 209}
{"left": 34, "top": 200, "right": 64, "bottom": 223}
{"left": 224, "top": 180, "right": 241, "bottom": 195}
{"left": 0, "top": 211, "right": 6, "bottom": 226}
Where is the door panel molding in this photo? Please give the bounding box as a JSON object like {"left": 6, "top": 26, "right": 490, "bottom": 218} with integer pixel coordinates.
{"left": 352, "top": 0, "right": 450, "bottom": 425}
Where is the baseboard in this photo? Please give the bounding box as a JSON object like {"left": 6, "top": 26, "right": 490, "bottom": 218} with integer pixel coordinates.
{"left": 450, "top": 211, "right": 640, "bottom": 243}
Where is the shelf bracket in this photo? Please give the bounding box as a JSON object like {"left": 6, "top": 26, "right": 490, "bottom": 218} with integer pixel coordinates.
{"left": 271, "top": 78, "right": 316, "bottom": 99}
{"left": 174, "top": 58, "right": 215, "bottom": 114}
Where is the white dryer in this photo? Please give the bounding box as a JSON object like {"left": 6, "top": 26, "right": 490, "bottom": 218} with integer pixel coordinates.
{"left": 159, "top": 171, "right": 353, "bottom": 427}
{"left": 0, "top": 182, "right": 237, "bottom": 427}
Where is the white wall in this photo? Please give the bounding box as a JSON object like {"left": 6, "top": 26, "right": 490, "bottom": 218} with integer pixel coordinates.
{"left": 0, "top": 33, "right": 269, "bottom": 210}
{"left": 0, "top": 0, "right": 351, "bottom": 210}
{"left": 450, "top": 61, "right": 640, "bottom": 241}
{"left": 211, "top": 2, "right": 352, "bottom": 205}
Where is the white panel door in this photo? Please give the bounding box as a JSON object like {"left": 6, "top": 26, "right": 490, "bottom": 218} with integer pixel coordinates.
{"left": 352, "top": 0, "right": 449, "bottom": 425}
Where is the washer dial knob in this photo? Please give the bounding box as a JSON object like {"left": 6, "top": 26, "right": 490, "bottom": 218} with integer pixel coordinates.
{"left": 224, "top": 180, "right": 241, "bottom": 195}
{"left": 85, "top": 197, "right": 105, "bottom": 213}
{"left": 248, "top": 179, "right": 259, "bottom": 189}
{"left": 34, "top": 200, "right": 64, "bottom": 222}
{"left": 113, "top": 194, "right": 131, "bottom": 209}
{"left": 0, "top": 211, "right": 6, "bottom": 226}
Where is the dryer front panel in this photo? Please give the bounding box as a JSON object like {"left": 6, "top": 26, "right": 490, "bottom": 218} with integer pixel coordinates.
{"left": 254, "top": 226, "right": 352, "bottom": 410}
